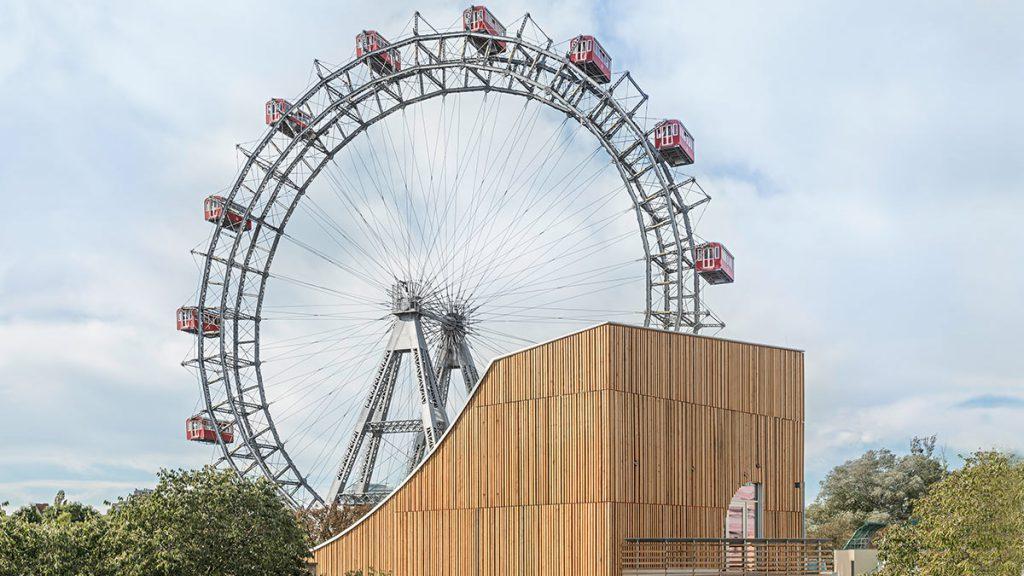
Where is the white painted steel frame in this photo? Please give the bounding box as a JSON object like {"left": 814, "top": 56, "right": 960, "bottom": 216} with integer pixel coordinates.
{"left": 187, "top": 14, "right": 722, "bottom": 507}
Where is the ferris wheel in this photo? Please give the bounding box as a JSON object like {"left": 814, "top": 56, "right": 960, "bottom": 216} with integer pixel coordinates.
{"left": 178, "top": 7, "right": 733, "bottom": 509}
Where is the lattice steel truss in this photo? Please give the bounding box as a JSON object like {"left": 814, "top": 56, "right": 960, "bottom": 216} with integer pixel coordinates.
{"left": 185, "top": 12, "right": 723, "bottom": 508}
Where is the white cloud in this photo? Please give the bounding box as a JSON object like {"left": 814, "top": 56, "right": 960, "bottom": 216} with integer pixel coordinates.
{"left": 1, "top": 0, "right": 1022, "bottom": 506}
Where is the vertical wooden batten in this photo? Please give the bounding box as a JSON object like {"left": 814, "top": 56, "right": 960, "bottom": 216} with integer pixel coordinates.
{"left": 312, "top": 323, "right": 805, "bottom": 575}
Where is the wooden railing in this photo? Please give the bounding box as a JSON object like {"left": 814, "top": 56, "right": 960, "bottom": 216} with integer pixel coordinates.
{"left": 622, "top": 538, "right": 834, "bottom": 575}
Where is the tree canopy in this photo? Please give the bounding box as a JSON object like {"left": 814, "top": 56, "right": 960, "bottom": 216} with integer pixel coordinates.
{"left": 295, "top": 502, "right": 371, "bottom": 546}
{"left": 806, "top": 436, "right": 947, "bottom": 547}
{"left": 878, "top": 451, "right": 1024, "bottom": 576}
{"left": 0, "top": 491, "right": 106, "bottom": 576}
{"left": 0, "top": 467, "right": 310, "bottom": 576}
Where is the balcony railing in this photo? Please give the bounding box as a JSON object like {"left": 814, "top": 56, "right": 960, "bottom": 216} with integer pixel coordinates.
{"left": 622, "top": 538, "right": 834, "bottom": 575}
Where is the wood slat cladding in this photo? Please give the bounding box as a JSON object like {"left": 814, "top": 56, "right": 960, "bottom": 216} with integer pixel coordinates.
{"left": 312, "top": 323, "right": 805, "bottom": 576}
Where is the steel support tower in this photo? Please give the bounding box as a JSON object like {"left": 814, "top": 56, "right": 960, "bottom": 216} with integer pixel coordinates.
{"left": 326, "top": 282, "right": 451, "bottom": 503}
{"left": 407, "top": 308, "right": 479, "bottom": 472}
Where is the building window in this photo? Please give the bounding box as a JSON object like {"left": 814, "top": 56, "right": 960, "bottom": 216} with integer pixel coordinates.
{"left": 725, "top": 483, "right": 762, "bottom": 539}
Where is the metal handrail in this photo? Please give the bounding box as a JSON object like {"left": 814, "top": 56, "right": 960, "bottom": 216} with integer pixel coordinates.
{"left": 621, "top": 537, "right": 834, "bottom": 575}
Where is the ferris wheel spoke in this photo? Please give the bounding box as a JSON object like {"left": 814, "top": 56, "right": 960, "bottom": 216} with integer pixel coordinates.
{"left": 300, "top": 402, "right": 368, "bottom": 489}
{"left": 456, "top": 105, "right": 574, "bottom": 236}
{"left": 260, "top": 328, "right": 385, "bottom": 364}
{"left": 485, "top": 275, "right": 642, "bottom": 317}
{"left": 414, "top": 92, "right": 509, "bottom": 286}
{"left": 261, "top": 333, "right": 382, "bottom": 373}
{"left": 444, "top": 114, "right": 581, "bottom": 283}
{"left": 478, "top": 261, "right": 643, "bottom": 302}
{"left": 415, "top": 99, "right": 558, "bottom": 298}
{"left": 459, "top": 181, "right": 629, "bottom": 301}
{"left": 471, "top": 246, "right": 638, "bottom": 310}
{"left": 260, "top": 317, "right": 387, "bottom": 385}
{"left": 188, "top": 23, "right": 716, "bottom": 507}
{"left": 480, "top": 305, "right": 640, "bottom": 317}
{"left": 434, "top": 96, "right": 569, "bottom": 303}
{"left": 358, "top": 119, "right": 431, "bottom": 279}
{"left": 323, "top": 146, "right": 411, "bottom": 274}
{"left": 266, "top": 272, "right": 386, "bottom": 305}
{"left": 268, "top": 355, "right": 382, "bottom": 425}
{"left": 475, "top": 213, "right": 634, "bottom": 293}
{"left": 280, "top": 230, "right": 390, "bottom": 292}
{"left": 470, "top": 146, "right": 614, "bottom": 269}
{"left": 480, "top": 314, "right": 635, "bottom": 324}
{"left": 474, "top": 203, "right": 638, "bottom": 281}
{"left": 269, "top": 328, "right": 391, "bottom": 428}
{"left": 318, "top": 159, "right": 407, "bottom": 270}
{"left": 468, "top": 231, "right": 638, "bottom": 307}
{"left": 417, "top": 94, "right": 522, "bottom": 283}
{"left": 480, "top": 269, "right": 641, "bottom": 303}
{"left": 256, "top": 320, "right": 380, "bottom": 350}
{"left": 373, "top": 112, "right": 431, "bottom": 275}
{"left": 258, "top": 334, "right": 381, "bottom": 370}
{"left": 471, "top": 326, "right": 536, "bottom": 346}
{"left": 278, "top": 374, "right": 377, "bottom": 479}
{"left": 450, "top": 127, "right": 602, "bottom": 302}
{"left": 274, "top": 357, "right": 381, "bottom": 431}
{"left": 293, "top": 194, "right": 398, "bottom": 280}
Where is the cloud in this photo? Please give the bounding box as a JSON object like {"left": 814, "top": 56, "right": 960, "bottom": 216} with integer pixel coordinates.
{"left": 2, "top": 0, "right": 1023, "bottom": 507}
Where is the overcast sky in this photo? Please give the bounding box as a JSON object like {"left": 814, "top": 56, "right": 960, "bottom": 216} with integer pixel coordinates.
{"left": 1, "top": 0, "right": 1022, "bottom": 508}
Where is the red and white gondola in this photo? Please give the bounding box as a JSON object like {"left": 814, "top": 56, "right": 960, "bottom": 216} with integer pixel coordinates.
{"left": 176, "top": 306, "right": 221, "bottom": 337}
{"left": 568, "top": 35, "right": 612, "bottom": 84}
{"left": 203, "top": 195, "right": 252, "bottom": 232}
{"left": 695, "top": 242, "right": 735, "bottom": 285}
{"left": 185, "top": 415, "right": 235, "bottom": 444}
{"left": 653, "top": 119, "right": 695, "bottom": 166}
{"left": 462, "top": 5, "right": 507, "bottom": 53}
{"left": 265, "top": 98, "right": 313, "bottom": 139}
{"left": 357, "top": 31, "right": 401, "bottom": 75}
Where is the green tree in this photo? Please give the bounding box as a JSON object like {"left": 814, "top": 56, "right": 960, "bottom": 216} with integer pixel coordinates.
{"left": 807, "top": 436, "right": 946, "bottom": 547}
{"left": 102, "top": 467, "right": 309, "bottom": 576}
{"left": 0, "top": 492, "right": 108, "bottom": 576}
{"left": 878, "top": 451, "right": 1024, "bottom": 576}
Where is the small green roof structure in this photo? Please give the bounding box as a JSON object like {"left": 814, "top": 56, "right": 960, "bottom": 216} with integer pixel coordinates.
{"left": 843, "top": 521, "right": 887, "bottom": 549}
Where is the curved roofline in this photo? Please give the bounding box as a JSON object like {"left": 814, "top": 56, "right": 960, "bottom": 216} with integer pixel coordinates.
{"left": 311, "top": 321, "right": 608, "bottom": 551}
{"left": 311, "top": 321, "right": 801, "bottom": 551}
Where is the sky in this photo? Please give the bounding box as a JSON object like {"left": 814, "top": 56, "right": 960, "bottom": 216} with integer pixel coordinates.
{"left": 1, "top": 0, "right": 1022, "bottom": 509}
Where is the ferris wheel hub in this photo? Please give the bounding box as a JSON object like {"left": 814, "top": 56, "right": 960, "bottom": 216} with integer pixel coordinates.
{"left": 389, "top": 280, "right": 426, "bottom": 314}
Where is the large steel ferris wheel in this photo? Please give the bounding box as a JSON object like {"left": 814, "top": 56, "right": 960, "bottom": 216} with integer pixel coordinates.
{"left": 178, "top": 8, "right": 733, "bottom": 509}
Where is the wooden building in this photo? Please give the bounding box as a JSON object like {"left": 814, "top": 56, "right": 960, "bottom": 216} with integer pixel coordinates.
{"left": 312, "top": 322, "right": 806, "bottom": 575}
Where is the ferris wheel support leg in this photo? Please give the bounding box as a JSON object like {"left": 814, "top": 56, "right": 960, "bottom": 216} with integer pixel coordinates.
{"left": 406, "top": 330, "right": 479, "bottom": 475}
{"left": 406, "top": 345, "right": 452, "bottom": 474}
{"left": 412, "top": 345, "right": 449, "bottom": 445}
{"left": 434, "top": 337, "right": 458, "bottom": 406}
{"left": 326, "top": 348, "right": 400, "bottom": 502}
{"left": 327, "top": 285, "right": 451, "bottom": 504}
{"left": 456, "top": 337, "right": 480, "bottom": 393}
{"left": 352, "top": 355, "right": 402, "bottom": 495}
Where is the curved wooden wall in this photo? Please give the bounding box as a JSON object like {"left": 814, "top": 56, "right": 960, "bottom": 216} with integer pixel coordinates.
{"left": 312, "top": 323, "right": 804, "bottom": 575}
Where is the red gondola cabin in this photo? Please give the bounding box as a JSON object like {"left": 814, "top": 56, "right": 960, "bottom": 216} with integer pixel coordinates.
{"left": 463, "top": 6, "right": 507, "bottom": 53}
{"left": 204, "top": 195, "right": 252, "bottom": 232}
{"left": 357, "top": 31, "right": 401, "bottom": 75}
{"left": 185, "top": 415, "right": 234, "bottom": 444}
{"left": 695, "top": 242, "right": 735, "bottom": 285}
{"left": 265, "top": 98, "right": 313, "bottom": 139}
{"left": 568, "top": 35, "right": 611, "bottom": 84}
{"left": 654, "top": 119, "right": 695, "bottom": 166}
{"left": 176, "top": 306, "right": 221, "bottom": 337}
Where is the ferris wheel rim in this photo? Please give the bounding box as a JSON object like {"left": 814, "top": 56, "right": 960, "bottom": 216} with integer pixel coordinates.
{"left": 191, "top": 24, "right": 717, "bottom": 508}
